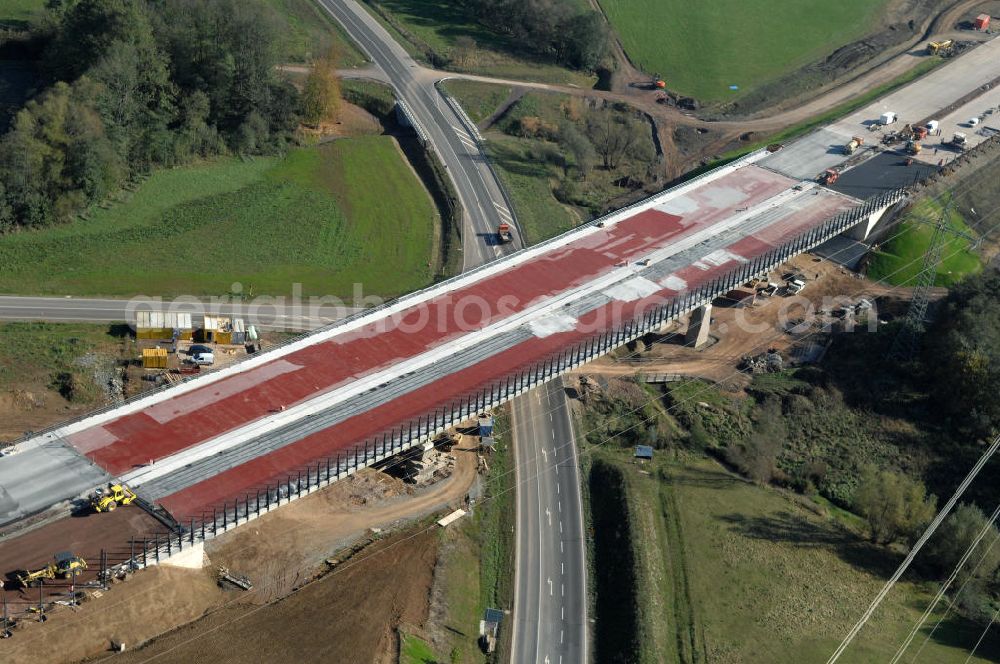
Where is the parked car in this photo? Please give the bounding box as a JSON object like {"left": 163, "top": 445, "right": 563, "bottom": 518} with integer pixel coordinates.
{"left": 191, "top": 352, "right": 214, "bottom": 366}
{"left": 188, "top": 344, "right": 212, "bottom": 356}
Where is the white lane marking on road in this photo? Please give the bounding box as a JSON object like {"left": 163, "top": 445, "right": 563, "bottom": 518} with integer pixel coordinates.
{"left": 561, "top": 562, "right": 564, "bottom": 575}
{"left": 556, "top": 483, "right": 560, "bottom": 494}
{"left": 548, "top": 578, "right": 553, "bottom": 596}
{"left": 546, "top": 508, "right": 552, "bottom": 526}
{"left": 560, "top": 541, "right": 564, "bottom": 553}
{"left": 558, "top": 500, "right": 562, "bottom": 513}
{"left": 561, "top": 630, "right": 564, "bottom": 644}
{"left": 553, "top": 446, "right": 557, "bottom": 458}
{"left": 561, "top": 583, "right": 565, "bottom": 597}
{"left": 493, "top": 201, "right": 513, "bottom": 221}
{"left": 561, "top": 606, "right": 564, "bottom": 620}
{"left": 555, "top": 464, "right": 559, "bottom": 475}
{"left": 551, "top": 430, "right": 555, "bottom": 440}
{"left": 541, "top": 449, "right": 548, "bottom": 462}
{"left": 559, "top": 521, "right": 563, "bottom": 533}
{"left": 549, "top": 413, "right": 553, "bottom": 422}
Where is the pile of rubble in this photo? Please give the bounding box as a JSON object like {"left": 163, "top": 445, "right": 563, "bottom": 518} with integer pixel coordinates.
{"left": 738, "top": 349, "right": 784, "bottom": 374}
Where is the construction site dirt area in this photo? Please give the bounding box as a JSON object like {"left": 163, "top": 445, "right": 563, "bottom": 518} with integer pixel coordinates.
{"left": 0, "top": 506, "right": 165, "bottom": 592}
{"left": 582, "top": 255, "right": 878, "bottom": 384}
{"left": 96, "top": 527, "right": 440, "bottom": 664}
{"left": 1, "top": 565, "right": 226, "bottom": 664}
{"left": 0, "top": 442, "right": 477, "bottom": 663}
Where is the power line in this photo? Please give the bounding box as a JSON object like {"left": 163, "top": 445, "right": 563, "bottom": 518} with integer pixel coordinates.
{"left": 963, "top": 605, "right": 1000, "bottom": 664}
{"left": 910, "top": 521, "right": 1000, "bottom": 662}
{"left": 827, "top": 434, "right": 1000, "bottom": 664}
{"left": 889, "top": 197, "right": 955, "bottom": 361}
{"left": 890, "top": 501, "right": 1000, "bottom": 663}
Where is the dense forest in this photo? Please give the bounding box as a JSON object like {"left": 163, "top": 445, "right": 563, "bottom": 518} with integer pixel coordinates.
{"left": 0, "top": 0, "right": 301, "bottom": 231}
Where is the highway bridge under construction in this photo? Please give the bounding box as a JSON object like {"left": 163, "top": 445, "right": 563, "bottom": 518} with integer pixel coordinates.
{"left": 1, "top": 35, "right": 998, "bottom": 563}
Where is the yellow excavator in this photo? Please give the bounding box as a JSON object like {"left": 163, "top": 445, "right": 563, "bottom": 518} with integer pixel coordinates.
{"left": 15, "top": 552, "right": 87, "bottom": 587}
{"left": 90, "top": 483, "right": 137, "bottom": 513}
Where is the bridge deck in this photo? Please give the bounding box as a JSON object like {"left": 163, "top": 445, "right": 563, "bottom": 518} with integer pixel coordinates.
{"left": 4, "top": 160, "right": 861, "bottom": 525}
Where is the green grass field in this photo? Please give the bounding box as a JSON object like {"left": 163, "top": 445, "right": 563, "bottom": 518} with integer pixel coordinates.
{"left": 595, "top": 451, "right": 1000, "bottom": 663}
{"left": 263, "top": 0, "right": 365, "bottom": 65}
{"left": 487, "top": 136, "right": 581, "bottom": 245}
{"left": 598, "top": 0, "right": 889, "bottom": 101}
{"left": 0, "top": 322, "right": 123, "bottom": 405}
{"left": 363, "top": 0, "right": 595, "bottom": 86}
{"left": 867, "top": 197, "right": 982, "bottom": 287}
{"left": 399, "top": 632, "right": 436, "bottom": 664}
{"left": 0, "top": 137, "right": 440, "bottom": 299}
{"left": 441, "top": 79, "right": 513, "bottom": 125}
{"left": 0, "top": 0, "right": 43, "bottom": 28}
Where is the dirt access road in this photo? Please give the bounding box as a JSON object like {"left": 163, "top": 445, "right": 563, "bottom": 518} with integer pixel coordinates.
{"left": 432, "top": 0, "right": 993, "bottom": 175}
{"left": 0, "top": 443, "right": 478, "bottom": 664}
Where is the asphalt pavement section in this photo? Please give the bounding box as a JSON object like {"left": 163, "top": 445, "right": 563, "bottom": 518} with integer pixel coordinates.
{"left": 512, "top": 379, "right": 587, "bottom": 664}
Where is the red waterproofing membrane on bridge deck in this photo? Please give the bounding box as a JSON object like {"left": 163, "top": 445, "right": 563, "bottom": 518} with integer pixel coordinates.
{"left": 70, "top": 166, "right": 796, "bottom": 476}
{"left": 158, "top": 189, "right": 858, "bottom": 520}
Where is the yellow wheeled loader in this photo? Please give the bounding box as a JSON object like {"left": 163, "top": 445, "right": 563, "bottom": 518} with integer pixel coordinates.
{"left": 91, "top": 483, "right": 137, "bottom": 513}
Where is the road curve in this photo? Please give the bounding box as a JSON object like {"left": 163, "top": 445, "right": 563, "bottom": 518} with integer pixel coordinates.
{"left": 315, "top": 0, "right": 520, "bottom": 269}
{"left": 512, "top": 379, "right": 588, "bottom": 664}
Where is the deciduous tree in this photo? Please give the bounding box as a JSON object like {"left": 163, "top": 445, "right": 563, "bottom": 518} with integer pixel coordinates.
{"left": 853, "top": 466, "right": 936, "bottom": 546}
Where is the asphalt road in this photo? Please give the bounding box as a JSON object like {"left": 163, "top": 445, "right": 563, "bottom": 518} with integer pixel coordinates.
{"left": 0, "top": 296, "right": 352, "bottom": 331}
{"left": 511, "top": 380, "right": 588, "bottom": 664}
{"left": 314, "top": 0, "right": 521, "bottom": 269}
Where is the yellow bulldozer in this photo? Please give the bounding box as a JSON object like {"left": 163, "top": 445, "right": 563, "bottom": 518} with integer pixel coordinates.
{"left": 15, "top": 552, "right": 87, "bottom": 587}
{"left": 90, "top": 483, "right": 137, "bottom": 513}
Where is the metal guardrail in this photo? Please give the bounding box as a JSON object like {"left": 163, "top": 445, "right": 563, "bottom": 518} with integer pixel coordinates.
{"left": 435, "top": 82, "right": 522, "bottom": 239}
{"left": 395, "top": 99, "right": 430, "bottom": 146}
{"left": 98, "top": 187, "right": 905, "bottom": 577}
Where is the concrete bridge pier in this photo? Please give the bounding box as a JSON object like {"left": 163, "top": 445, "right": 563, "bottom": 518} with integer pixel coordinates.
{"left": 685, "top": 304, "right": 712, "bottom": 348}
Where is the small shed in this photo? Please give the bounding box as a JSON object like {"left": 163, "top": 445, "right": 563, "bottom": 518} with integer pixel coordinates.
{"left": 974, "top": 14, "right": 990, "bottom": 31}
{"left": 478, "top": 414, "right": 494, "bottom": 437}
{"left": 479, "top": 608, "right": 503, "bottom": 653}
{"left": 136, "top": 311, "right": 193, "bottom": 340}
{"left": 141, "top": 347, "right": 168, "bottom": 369}
{"left": 197, "top": 316, "right": 245, "bottom": 344}
{"left": 635, "top": 445, "right": 654, "bottom": 460}
{"left": 880, "top": 111, "right": 897, "bottom": 125}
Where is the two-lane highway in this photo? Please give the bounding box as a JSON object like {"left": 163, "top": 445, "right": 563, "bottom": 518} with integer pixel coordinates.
{"left": 0, "top": 295, "right": 347, "bottom": 330}
{"left": 316, "top": 0, "right": 519, "bottom": 268}
{"left": 512, "top": 379, "right": 588, "bottom": 664}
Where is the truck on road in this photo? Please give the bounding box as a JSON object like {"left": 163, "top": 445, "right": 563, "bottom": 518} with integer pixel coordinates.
{"left": 497, "top": 222, "right": 513, "bottom": 244}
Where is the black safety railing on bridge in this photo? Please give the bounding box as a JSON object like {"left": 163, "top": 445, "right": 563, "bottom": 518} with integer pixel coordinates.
{"left": 99, "top": 186, "right": 906, "bottom": 578}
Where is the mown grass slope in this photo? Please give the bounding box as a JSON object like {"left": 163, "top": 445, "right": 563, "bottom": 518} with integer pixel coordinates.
{"left": 263, "top": 0, "right": 366, "bottom": 65}
{"left": 867, "top": 197, "right": 981, "bottom": 287}
{"left": 0, "top": 0, "right": 43, "bottom": 28}
{"left": 598, "top": 0, "right": 889, "bottom": 101}
{"left": 0, "top": 137, "right": 439, "bottom": 299}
